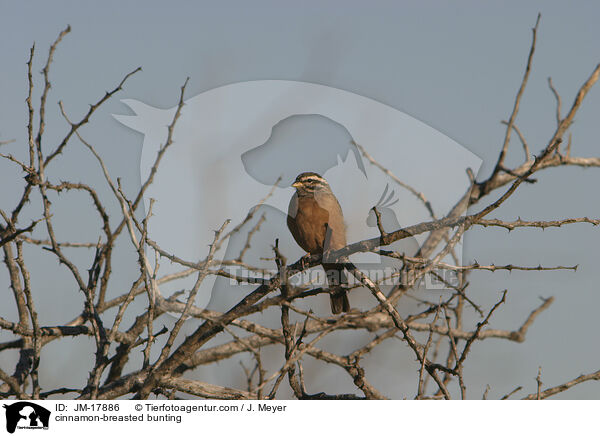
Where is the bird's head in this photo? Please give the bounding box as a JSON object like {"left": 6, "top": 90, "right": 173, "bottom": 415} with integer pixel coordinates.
{"left": 292, "top": 172, "right": 332, "bottom": 196}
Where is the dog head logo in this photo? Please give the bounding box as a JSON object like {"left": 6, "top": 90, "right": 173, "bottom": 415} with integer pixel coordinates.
{"left": 241, "top": 113, "right": 366, "bottom": 188}
{"left": 114, "top": 80, "right": 481, "bottom": 312}
{"left": 3, "top": 402, "right": 50, "bottom": 433}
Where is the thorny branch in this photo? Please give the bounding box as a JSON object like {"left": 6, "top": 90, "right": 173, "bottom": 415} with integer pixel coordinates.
{"left": 1, "top": 17, "right": 599, "bottom": 400}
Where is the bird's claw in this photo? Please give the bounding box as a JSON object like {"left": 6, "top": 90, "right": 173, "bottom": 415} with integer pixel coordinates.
{"left": 300, "top": 253, "right": 311, "bottom": 270}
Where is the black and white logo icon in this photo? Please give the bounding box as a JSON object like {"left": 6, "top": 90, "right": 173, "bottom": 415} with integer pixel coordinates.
{"left": 2, "top": 402, "right": 50, "bottom": 434}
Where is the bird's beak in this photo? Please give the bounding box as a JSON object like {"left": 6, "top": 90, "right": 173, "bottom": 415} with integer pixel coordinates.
{"left": 292, "top": 181, "right": 301, "bottom": 189}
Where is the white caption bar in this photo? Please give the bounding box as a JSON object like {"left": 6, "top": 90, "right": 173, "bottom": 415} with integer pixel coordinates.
{"left": 0, "top": 400, "right": 597, "bottom": 435}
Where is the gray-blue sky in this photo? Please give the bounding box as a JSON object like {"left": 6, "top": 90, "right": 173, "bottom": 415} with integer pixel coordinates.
{"left": 1, "top": 1, "right": 599, "bottom": 399}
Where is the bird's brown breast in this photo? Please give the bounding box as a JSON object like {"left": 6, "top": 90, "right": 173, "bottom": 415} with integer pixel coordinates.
{"left": 287, "top": 192, "right": 347, "bottom": 254}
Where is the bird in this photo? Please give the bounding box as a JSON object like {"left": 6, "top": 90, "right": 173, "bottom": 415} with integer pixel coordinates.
{"left": 287, "top": 172, "right": 350, "bottom": 314}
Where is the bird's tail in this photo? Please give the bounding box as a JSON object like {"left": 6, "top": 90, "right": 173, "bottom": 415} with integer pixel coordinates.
{"left": 325, "top": 264, "right": 350, "bottom": 314}
{"left": 330, "top": 290, "right": 350, "bottom": 315}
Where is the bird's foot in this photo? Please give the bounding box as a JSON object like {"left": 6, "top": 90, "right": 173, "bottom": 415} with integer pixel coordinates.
{"left": 300, "top": 253, "right": 311, "bottom": 271}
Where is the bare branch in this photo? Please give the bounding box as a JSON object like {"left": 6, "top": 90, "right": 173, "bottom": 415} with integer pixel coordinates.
{"left": 493, "top": 14, "right": 540, "bottom": 177}
{"left": 522, "top": 369, "right": 600, "bottom": 400}
{"left": 548, "top": 77, "right": 562, "bottom": 126}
